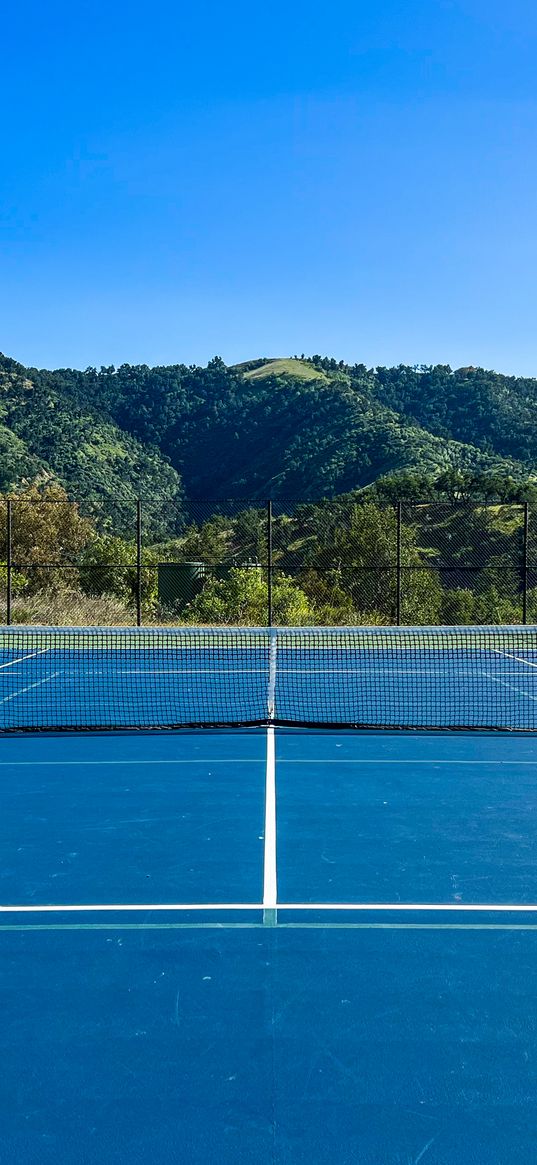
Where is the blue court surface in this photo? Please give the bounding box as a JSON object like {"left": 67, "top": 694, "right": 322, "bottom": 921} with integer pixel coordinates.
{"left": 2, "top": 726, "right": 537, "bottom": 1163}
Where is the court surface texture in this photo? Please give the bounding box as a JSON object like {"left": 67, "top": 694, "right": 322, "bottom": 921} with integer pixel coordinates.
{"left": 1, "top": 726, "right": 537, "bottom": 1164}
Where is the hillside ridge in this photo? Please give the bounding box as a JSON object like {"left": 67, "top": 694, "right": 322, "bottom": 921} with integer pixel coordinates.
{"left": 0, "top": 351, "right": 536, "bottom": 531}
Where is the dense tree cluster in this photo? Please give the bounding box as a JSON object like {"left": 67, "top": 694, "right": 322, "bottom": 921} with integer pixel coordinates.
{"left": 1, "top": 353, "right": 536, "bottom": 524}
{"left": 0, "top": 483, "right": 533, "bottom": 627}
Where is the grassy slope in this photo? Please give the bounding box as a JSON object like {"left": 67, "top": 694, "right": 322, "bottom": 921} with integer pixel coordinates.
{"left": 241, "top": 358, "right": 329, "bottom": 382}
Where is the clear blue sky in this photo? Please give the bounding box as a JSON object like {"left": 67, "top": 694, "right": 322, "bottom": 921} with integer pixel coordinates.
{"left": 1, "top": 0, "right": 537, "bottom": 375}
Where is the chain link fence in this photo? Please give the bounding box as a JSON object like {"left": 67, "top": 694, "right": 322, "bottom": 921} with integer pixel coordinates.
{"left": 0, "top": 495, "right": 534, "bottom": 626}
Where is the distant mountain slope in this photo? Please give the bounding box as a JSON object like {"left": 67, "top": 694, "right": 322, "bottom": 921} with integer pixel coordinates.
{"left": 80, "top": 356, "right": 536, "bottom": 500}
{"left": 0, "top": 355, "right": 183, "bottom": 535}
{"left": 372, "top": 363, "right": 537, "bottom": 463}
{"left": 0, "top": 421, "right": 44, "bottom": 491}
{"left": 0, "top": 352, "right": 536, "bottom": 525}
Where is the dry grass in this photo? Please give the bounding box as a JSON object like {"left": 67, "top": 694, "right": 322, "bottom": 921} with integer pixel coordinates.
{"left": 10, "top": 586, "right": 136, "bottom": 626}
{"left": 243, "top": 358, "right": 328, "bottom": 383}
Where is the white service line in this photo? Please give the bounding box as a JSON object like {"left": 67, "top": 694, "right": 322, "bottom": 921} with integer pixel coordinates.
{"left": 2, "top": 921, "right": 537, "bottom": 932}
{"left": 0, "top": 648, "right": 51, "bottom": 670}
{"left": 0, "top": 672, "right": 59, "bottom": 704}
{"left": 278, "top": 758, "right": 537, "bottom": 764}
{"left": 3, "top": 754, "right": 535, "bottom": 764}
{"left": 0, "top": 902, "right": 263, "bottom": 913}
{"left": 2, "top": 901, "right": 537, "bottom": 914}
{"left": 111, "top": 668, "right": 269, "bottom": 674}
{"left": 50, "top": 668, "right": 445, "bottom": 679}
{"left": 0, "top": 758, "right": 267, "bottom": 766}
{"left": 275, "top": 902, "right": 537, "bottom": 911}
{"left": 3, "top": 756, "right": 537, "bottom": 766}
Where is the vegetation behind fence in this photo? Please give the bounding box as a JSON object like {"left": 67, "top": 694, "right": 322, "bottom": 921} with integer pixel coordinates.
{"left": 0, "top": 484, "right": 535, "bottom": 626}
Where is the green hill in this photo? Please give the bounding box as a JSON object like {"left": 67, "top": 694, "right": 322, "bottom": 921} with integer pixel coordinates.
{"left": 1, "top": 351, "right": 537, "bottom": 529}
{"left": 0, "top": 354, "right": 183, "bottom": 536}
{"left": 79, "top": 355, "right": 536, "bottom": 500}
{"left": 372, "top": 363, "right": 537, "bottom": 464}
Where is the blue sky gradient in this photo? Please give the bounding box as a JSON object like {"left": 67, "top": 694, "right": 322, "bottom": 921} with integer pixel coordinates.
{"left": 1, "top": 0, "right": 536, "bottom": 373}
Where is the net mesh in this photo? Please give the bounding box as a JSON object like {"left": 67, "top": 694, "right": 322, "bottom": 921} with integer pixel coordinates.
{"left": 1, "top": 624, "right": 537, "bottom": 732}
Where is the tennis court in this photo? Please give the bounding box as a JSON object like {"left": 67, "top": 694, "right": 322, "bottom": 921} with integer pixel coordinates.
{"left": 1, "top": 626, "right": 537, "bottom": 1162}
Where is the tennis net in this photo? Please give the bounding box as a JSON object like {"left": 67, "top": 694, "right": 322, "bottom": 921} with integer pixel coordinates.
{"left": 1, "top": 624, "right": 537, "bottom": 732}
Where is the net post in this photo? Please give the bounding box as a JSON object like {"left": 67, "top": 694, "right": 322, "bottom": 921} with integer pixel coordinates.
{"left": 522, "top": 501, "right": 529, "bottom": 625}
{"left": 396, "top": 502, "right": 402, "bottom": 626}
{"left": 6, "top": 498, "right": 12, "bottom": 626}
{"left": 136, "top": 499, "right": 142, "bottom": 627}
{"left": 267, "top": 498, "right": 273, "bottom": 627}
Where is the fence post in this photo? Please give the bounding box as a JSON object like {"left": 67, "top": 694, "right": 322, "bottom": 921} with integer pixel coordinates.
{"left": 396, "top": 502, "right": 402, "bottom": 626}
{"left": 267, "top": 499, "right": 273, "bottom": 627}
{"left": 6, "top": 499, "right": 12, "bottom": 626}
{"left": 136, "top": 499, "right": 142, "bottom": 627}
{"left": 522, "top": 502, "right": 529, "bottom": 625}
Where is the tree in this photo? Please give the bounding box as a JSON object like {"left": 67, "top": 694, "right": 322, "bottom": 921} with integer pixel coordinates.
{"left": 0, "top": 482, "right": 94, "bottom": 596}
{"left": 473, "top": 585, "right": 521, "bottom": 625}
{"left": 300, "top": 502, "right": 443, "bottom": 624}
{"left": 183, "top": 567, "right": 314, "bottom": 625}
{"left": 79, "top": 534, "right": 159, "bottom": 614}
{"left": 0, "top": 482, "right": 93, "bottom": 563}
{"left": 441, "top": 587, "right": 475, "bottom": 625}
{"left": 371, "top": 470, "right": 437, "bottom": 503}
